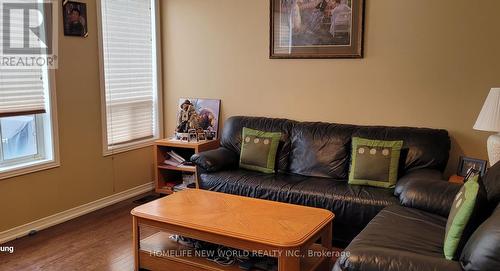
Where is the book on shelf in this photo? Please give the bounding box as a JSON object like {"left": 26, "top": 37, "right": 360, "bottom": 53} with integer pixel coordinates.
{"left": 182, "top": 173, "right": 195, "bottom": 184}
{"left": 163, "top": 150, "right": 196, "bottom": 168}
{"left": 177, "top": 162, "right": 195, "bottom": 169}
{"left": 162, "top": 182, "right": 177, "bottom": 192}
{"left": 173, "top": 182, "right": 196, "bottom": 192}
{"left": 163, "top": 159, "right": 181, "bottom": 167}
{"left": 173, "top": 183, "right": 187, "bottom": 192}
{"left": 163, "top": 160, "right": 196, "bottom": 169}
{"left": 167, "top": 150, "right": 185, "bottom": 163}
{"left": 173, "top": 173, "right": 196, "bottom": 192}
{"left": 163, "top": 151, "right": 195, "bottom": 169}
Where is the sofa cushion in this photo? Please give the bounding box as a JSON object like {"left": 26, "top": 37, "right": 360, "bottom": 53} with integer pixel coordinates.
{"left": 444, "top": 175, "right": 480, "bottom": 260}
{"left": 288, "top": 122, "right": 356, "bottom": 179}
{"left": 220, "top": 116, "right": 296, "bottom": 172}
{"left": 334, "top": 205, "right": 463, "bottom": 271}
{"left": 460, "top": 204, "right": 500, "bottom": 271}
{"left": 239, "top": 128, "right": 281, "bottom": 173}
{"left": 198, "top": 169, "right": 399, "bottom": 245}
{"left": 289, "top": 122, "right": 450, "bottom": 179}
{"left": 482, "top": 161, "right": 500, "bottom": 204}
{"left": 349, "top": 137, "right": 403, "bottom": 188}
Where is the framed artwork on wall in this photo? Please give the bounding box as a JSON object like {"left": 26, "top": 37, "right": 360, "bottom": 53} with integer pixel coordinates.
{"left": 270, "top": 0, "right": 364, "bottom": 59}
{"left": 63, "top": 1, "right": 88, "bottom": 37}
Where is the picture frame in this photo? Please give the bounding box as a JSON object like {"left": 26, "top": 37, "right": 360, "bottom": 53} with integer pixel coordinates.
{"left": 175, "top": 98, "right": 221, "bottom": 140}
{"left": 208, "top": 131, "right": 216, "bottom": 140}
{"left": 197, "top": 132, "right": 206, "bottom": 141}
{"left": 270, "top": 0, "right": 365, "bottom": 59}
{"left": 457, "top": 156, "right": 487, "bottom": 177}
{"left": 464, "top": 167, "right": 480, "bottom": 182}
{"left": 63, "top": 1, "right": 88, "bottom": 37}
{"left": 188, "top": 129, "right": 198, "bottom": 142}
{"left": 179, "top": 133, "right": 189, "bottom": 142}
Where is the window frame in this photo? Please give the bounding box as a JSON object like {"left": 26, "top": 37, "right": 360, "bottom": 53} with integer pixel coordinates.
{"left": 97, "top": 0, "right": 163, "bottom": 156}
{"left": 0, "top": 70, "right": 60, "bottom": 180}
{"left": 0, "top": 114, "right": 45, "bottom": 166}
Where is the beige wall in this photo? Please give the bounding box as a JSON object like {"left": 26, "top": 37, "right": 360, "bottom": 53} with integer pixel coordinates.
{"left": 2, "top": 0, "right": 498, "bottom": 234}
{"left": 0, "top": 0, "right": 154, "bottom": 232}
{"left": 162, "top": 0, "right": 500, "bottom": 175}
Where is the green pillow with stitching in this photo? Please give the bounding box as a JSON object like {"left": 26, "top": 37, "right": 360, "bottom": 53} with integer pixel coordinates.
{"left": 444, "top": 175, "right": 480, "bottom": 260}
{"left": 348, "top": 137, "right": 403, "bottom": 188}
{"left": 239, "top": 127, "right": 281, "bottom": 174}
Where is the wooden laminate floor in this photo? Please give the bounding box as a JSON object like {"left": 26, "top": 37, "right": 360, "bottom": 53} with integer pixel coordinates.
{"left": 0, "top": 192, "right": 159, "bottom": 271}
{"left": 1, "top": 192, "right": 341, "bottom": 271}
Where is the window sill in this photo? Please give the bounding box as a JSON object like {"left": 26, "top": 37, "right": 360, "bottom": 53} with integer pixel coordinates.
{"left": 0, "top": 159, "right": 60, "bottom": 181}
{"left": 103, "top": 138, "right": 157, "bottom": 157}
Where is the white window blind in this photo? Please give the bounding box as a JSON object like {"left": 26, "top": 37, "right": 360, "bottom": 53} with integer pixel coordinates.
{"left": 0, "top": 5, "right": 46, "bottom": 117}
{"left": 0, "top": 70, "right": 46, "bottom": 117}
{"left": 100, "top": 0, "right": 158, "bottom": 148}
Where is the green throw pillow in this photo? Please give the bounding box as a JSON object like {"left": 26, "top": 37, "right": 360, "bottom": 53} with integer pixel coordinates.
{"left": 239, "top": 127, "right": 281, "bottom": 174}
{"left": 348, "top": 137, "right": 403, "bottom": 188}
{"left": 444, "top": 175, "right": 480, "bottom": 260}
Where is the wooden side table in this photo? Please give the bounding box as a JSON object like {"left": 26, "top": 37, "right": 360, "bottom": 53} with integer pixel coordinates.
{"left": 154, "top": 139, "right": 219, "bottom": 194}
{"left": 448, "top": 174, "right": 465, "bottom": 184}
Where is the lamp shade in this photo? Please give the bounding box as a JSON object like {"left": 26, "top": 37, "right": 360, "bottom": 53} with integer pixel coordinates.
{"left": 474, "top": 88, "right": 500, "bottom": 132}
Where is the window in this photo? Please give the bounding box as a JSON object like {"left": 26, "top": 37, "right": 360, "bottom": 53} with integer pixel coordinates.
{"left": 0, "top": 3, "right": 59, "bottom": 179}
{"left": 98, "top": 0, "right": 161, "bottom": 155}
{"left": 0, "top": 70, "right": 57, "bottom": 177}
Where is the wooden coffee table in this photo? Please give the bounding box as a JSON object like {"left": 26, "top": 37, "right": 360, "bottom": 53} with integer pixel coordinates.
{"left": 131, "top": 189, "right": 334, "bottom": 271}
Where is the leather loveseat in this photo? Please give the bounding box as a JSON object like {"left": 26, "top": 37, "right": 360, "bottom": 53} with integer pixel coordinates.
{"left": 191, "top": 116, "right": 451, "bottom": 246}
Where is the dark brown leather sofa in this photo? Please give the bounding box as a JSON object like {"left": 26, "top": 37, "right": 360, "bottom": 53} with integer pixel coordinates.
{"left": 191, "top": 116, "right": 451, "bottom": 246}
{"left": 192, "top": 116, "right": 500, "bottom": 271}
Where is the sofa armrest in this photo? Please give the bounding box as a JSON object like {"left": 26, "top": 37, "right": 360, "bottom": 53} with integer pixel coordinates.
{"left": 190, "top": 147, "right": 239, "bottom": 172}
{"left": 395, "top": 169, "right": 461, "bottom": 217}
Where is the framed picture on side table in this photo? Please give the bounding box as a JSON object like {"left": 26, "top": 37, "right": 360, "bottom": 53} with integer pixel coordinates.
{"left": 457, "top": 156, "right": 487, "bottom": 177}
{"left": 270, "top": 0, "right": 365, "bottom": 58}
{"left": 175, "top": 98, "right": 221, "bottom": 140}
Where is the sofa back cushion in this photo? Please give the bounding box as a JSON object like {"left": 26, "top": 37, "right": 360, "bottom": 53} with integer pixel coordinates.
{"left": 460, "top": 203, "right": 500, "bottom": 271}
{"left": 482, "top": 161, "right": 500, "bottom": 204}
{"left": 289, "top": 122, "right": 450, "bottom": 179}
{"left": 221, "top": 116, "right": 296, "bottom": 172}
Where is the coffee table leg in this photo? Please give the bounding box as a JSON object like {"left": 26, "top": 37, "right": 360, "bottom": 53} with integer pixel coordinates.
{"left": 321, "top": 221, "right": 333, "bottom": 270}
{"left": 133, "top": 216, "right": 139, "bottom": 271}
{"left": 278, "top": 250, "right": 300, "bottom": 271}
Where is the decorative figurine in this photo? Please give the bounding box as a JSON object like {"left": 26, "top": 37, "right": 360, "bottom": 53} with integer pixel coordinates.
{"left": 176, "top": 100, "right": 198, "bottom": 134}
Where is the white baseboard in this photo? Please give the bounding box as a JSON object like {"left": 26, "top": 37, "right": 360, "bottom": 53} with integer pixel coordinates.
{"left": 0, "top": 182, "right": 154, "bottom": 244}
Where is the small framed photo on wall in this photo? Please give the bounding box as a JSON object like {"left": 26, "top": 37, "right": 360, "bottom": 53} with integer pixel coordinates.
{"left": 457, "top": 156, "right": 487, "bottom": 177}
{"left": 63, "top": 1, "right": 88, "bottom": 37}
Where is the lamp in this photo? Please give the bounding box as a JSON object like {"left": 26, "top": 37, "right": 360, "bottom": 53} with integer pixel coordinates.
{"left": 474, "top": 88, "right": 500, "bottom": 166}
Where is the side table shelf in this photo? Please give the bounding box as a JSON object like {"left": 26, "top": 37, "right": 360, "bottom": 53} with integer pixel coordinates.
{"left": 154, "top": 139, "right": 219, "bottom": 194}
